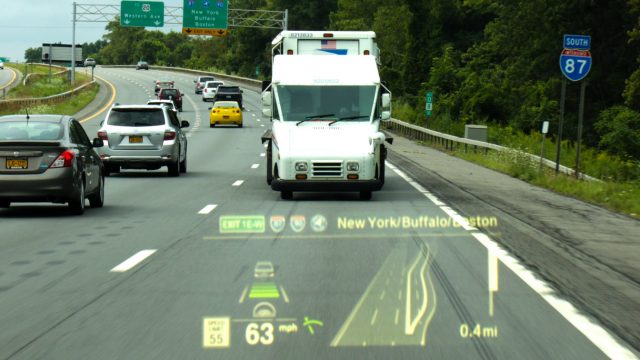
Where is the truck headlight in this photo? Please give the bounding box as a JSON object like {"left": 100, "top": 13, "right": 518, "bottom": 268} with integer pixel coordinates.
{"left": 295, "top": 162, "right": 308, "bottom": 172}
{"left": 347, "top": 162, "right": 360, "bottom": 172}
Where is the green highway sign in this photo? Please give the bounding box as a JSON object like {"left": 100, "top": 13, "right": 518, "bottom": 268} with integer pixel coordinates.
{"left": 0, "top": 57, "right": 9, "bottom": 62}
{"left": 425, "top": 91, "right": 434, "bottom": 117}
{"left": 120, "top": 1, "right": 164, "bottom": 27}
{"left": 219, "top": 215, "right": 265, "bottom": 234}
{"left": 182, "top": 0, "right": 228, "bottom": 36}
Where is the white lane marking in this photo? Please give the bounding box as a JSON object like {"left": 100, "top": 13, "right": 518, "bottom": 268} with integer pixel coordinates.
{"left": 370, "top": 309, "right": 379, "bottom": 325}
{"left": 394, "top": 308, "right": 400, "bottom": 325}
{"left": 379, "top": 290, "right": 386, "bottom": 300}
{"left": 239, "top": 286, "right": 249, "bottom": 304}
{"left": 263, "top": 143, "right": 268, "bottom": 148}
{"left": 198, "top": 204, "right": 218, "bottom": 215}
{"left": 261, "top": 124, "right": 265, "bottom": 127}
{"left": 280, "top": 286, "right": 290, "bottom": 303}
{"left": 252, "top": 114, "right": 256, "bottom": 117}
{"left": 251, "top": 164, "right": 260, "bottom": 169}
{"left": 232, "top": 180, "right": 244, "bottom": 187}
{"left": 260, "top": 153, "right": 266, "bottom": 157}
{"left": 388, "top": 162, "right": 639, "bottom": 359}
{"left": 110, "top": 250, "right": 157, "bottom": 273}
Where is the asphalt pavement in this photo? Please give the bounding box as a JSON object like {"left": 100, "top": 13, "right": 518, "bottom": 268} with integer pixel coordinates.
{"left": 0, "top": 67, "right": 637, "bottom": 359}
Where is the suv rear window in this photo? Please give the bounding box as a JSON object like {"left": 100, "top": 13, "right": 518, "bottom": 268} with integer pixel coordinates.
{"left": 217, "top": 86, "right": 240, "bottom": 92}
{"left": 107, "top": 109, "right": 165, "bottom": 127}
{"left": 0, "top": 121, "right": 63, "bottom": 140}
{"left": 199, "top": 77, "right": 214, "bottom": 83}
{"left": 160, "top": 89, "right": 180, "bottom": 96}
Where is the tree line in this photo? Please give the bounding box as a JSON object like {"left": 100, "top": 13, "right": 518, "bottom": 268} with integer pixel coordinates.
{"left": 23, "top": 0, "right": 640, "bottom": 161}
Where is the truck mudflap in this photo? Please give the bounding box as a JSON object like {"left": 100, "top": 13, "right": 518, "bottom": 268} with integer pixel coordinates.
{"left": 261, "top": 129, "right": 272, "bottom": 144}
{"left": 271, "top": 179, "right": 383, "bottom": 192}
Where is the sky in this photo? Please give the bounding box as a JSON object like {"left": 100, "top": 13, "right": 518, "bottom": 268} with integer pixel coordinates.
{"left": 0, "top": 0, "right": 187, "bottom": 62}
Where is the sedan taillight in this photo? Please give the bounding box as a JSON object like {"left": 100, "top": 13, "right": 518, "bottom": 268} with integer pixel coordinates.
{"left": 50, "top": 150, "right": 74, "bottom": 168}
{"left": 164, "top": 131, "right": 177, "bottom": 141}
{"left": 98, "top": 130, "right": 108, "bottom": 140}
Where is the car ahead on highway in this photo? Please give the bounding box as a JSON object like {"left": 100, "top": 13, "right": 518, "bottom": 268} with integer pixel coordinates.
{"left": 202, "top": 80, "right": 224, "bottom": 102}
{"left": 136, "top": 61, "right": 149, "bottom": 70}
{"left": 213, "top": 85, "right": 243, "bottom": 109}
{"left": 0, "top": 114, "right": 105, "bottom": 214}
{"left": 84, "top": 58, "right": 96, "bottom": 67}
{"left": 0, "top": 61, "right": 4, "bottom": 70}
{"left": 254, "top": 261, "right": 275, "bottom": 279}
{"left": 147, "top": 99, "right": 178, "bottom": 112}
{"left": 158, "top": 88, "right": 184, "bottom": 112}
{"left": 154, "top": 79, "right": 174, "bottom": 94}
{"left": 97, "top": 105, "right": 189, "bottom": 177}
{"left": 209, "top": 101, "right": 242, "bottom": 128}
{"left": 194, "top": 76, "right": 215, "bottom": 94}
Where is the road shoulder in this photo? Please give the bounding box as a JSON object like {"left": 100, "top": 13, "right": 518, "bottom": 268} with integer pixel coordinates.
{"left": 386, "top": 131, "right": 640, "bottom": 350}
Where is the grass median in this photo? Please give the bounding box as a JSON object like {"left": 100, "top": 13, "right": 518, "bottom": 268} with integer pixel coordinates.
{"left": 0, "top": 81, "right": 99, "bottom": 117}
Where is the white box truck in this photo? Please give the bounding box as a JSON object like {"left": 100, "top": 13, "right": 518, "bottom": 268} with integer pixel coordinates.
{"left": 261, "top": 31, "right": 392, "bottom": 200}
{"left": 41, "top": 43, "right": 83, "bottom": 66}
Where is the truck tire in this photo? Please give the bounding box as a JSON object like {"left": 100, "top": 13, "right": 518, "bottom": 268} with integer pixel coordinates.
{"left": 281, "top": 190, "right": 293, "bottom": 200}
{"left": 360, "top": 191, "right": 372, "bottom": 200}
{"left": 380, "top": 145, "right": 386, "bottom": 185}
{"left": 266, "top": 142, "right": 273, "bottom": 185}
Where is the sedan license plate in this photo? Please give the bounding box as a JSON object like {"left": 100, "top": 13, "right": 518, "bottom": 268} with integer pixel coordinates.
{"left": 223, "top": 116, "right": 230, "bottom": 119}
{"left": 6, "top": 158, "right": 28, "bottom": 169}
{"left": 129, "top": 136, "right": 143, "bottom": 144}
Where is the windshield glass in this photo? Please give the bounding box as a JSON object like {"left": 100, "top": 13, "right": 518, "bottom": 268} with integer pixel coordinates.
{"left": 107, "top": 109, "right": 165, "bottom": 127}
{"left": 275, "top": 85, "right": 376, "bottom": 122}
{"left": 0, "top": 121, "right": 63, "bottom": 140}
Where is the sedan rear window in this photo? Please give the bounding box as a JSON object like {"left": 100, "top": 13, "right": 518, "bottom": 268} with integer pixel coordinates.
{"left": 0, "top": 122, "right": 63, "bottom": 140}
{"left": 107, "top": 109, "right": 165, "bottom": 127}
{"left": 160, "top": 89, "right": 180, "bottom": 96}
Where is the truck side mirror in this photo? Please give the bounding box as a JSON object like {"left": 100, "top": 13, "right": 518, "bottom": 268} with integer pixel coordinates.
{"left": 262, "top": 91, "right": 272, "bottom": 107}
{"left": 262, "top": 108, "right": 273, "bottom": 118}
{"left": 381, "top": 111, "right": 391, "bottom": 121}
{"left": 381, "top": 93, "right": 391, "bottom": 109}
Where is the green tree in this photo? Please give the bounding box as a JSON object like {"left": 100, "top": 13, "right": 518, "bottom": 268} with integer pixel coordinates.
{"left": 24, "top": 47, "right": 41, "bottom": 63}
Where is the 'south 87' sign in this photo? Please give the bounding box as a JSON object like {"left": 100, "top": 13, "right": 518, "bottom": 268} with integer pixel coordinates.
{"left": 560, "top": 35, "right": 592, "bottom": 82}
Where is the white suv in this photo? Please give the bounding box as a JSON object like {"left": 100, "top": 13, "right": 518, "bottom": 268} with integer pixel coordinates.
{"left": 97, "top": 105, "right": 189, "bottom": 177}
{"left": 202, "top": 81, "right": 224, "bottom": 102}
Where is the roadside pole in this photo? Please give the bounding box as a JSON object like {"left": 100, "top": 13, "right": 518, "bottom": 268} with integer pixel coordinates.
{"left": 540, "top": 121, "right": 549, "bottom": 172}
{"left": 71, "top": 2, "right": 76, "bottom": 86}
{"left": 555, "top": 79, "right": 566, "bottom": 174}
{"left": 48, "top": 44, "right": 52, "bottom": 83}
{"left": 576, "top": 82, "right": 586, "bottom": 178}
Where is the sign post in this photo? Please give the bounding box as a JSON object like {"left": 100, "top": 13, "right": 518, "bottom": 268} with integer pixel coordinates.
{"left": 558, "top": 34, "right": 591, "bottom": 177}
{"left": 120, "top": 1, "right": 165, "bottom": 27}
{"left": 540, "top": 121, "right": 549, "bottom": 171}
{"left": 182, "top": 0, "right": 229, "bottom": 36}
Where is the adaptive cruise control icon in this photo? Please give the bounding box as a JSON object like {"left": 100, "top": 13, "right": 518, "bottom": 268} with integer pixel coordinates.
{"left": 310, "top": 214, "right": 328, "bottom": 232}
{"left": 270, "top": 215, "right": 286, "bottom": 233}
{"left": 290, "top": 215, "right": 306, "bottom": 233}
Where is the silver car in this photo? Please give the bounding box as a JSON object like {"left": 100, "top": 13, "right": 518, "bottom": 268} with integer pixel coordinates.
{"left": 202, "top": 80, "right": 224, "bottom": 102}
{"left": 97, "top": 105, "right": 189, "bottom": 177}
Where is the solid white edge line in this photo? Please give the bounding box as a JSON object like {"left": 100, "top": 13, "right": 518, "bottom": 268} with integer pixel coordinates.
{"left": 198, "top": 204, "right": 218, "bottom": 215}
{"left": 110, "top": 250, "right": 157, "bottom": 273}
{"left": 387, "top": 161, "right": 639, "bottom": 360}
{"left": 232, "top": 180, "right": 244, "bottom": 187}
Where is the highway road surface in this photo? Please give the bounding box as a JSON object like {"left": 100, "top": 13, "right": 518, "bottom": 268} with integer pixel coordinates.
{"left": 0, "top": 67, "right": 17, "bottom": 92}
{"left": 0, "top": 67, "right": 637, "bottom": 360}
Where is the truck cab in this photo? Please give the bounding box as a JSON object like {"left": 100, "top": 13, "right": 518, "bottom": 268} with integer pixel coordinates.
{"left": 262, "top": 31, "right": 392, "bottom": 200}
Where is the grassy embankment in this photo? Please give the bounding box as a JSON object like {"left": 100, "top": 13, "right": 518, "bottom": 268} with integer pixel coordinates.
{"left": 1, "top": 63, "right": 98, "bottom": 116}
{"left": 393, "top": 103, "right": 640, "bottom": 218}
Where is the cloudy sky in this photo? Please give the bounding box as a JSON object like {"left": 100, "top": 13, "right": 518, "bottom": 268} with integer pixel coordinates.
{"left": 0, "top": 0, "right": 187, "bottom": 62}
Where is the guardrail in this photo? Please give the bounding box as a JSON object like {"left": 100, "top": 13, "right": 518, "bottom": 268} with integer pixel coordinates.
{"left": 383, "top": 118, "right": 599, "bottom": 181}
{"left": 99, "top": 64, "right": 597, "bottom": 181}
{"left": 100, "top": 65, "right": 262, "bottom": 90}
{"left": 0, "top": 80, "right": 96, "bottom": 110}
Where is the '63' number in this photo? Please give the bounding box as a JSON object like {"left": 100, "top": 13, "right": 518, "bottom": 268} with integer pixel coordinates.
{"left": 245, "top": 323, "right": 274, "bottom": 345}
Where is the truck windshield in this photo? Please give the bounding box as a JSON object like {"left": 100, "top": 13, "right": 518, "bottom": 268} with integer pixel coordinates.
{"left": 275, "top": 85, "right": 376, "bottom": 122}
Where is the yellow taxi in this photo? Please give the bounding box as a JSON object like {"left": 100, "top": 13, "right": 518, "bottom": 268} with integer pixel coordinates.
{"left": 209, "top": 101, "right": 243, "bottom": 128}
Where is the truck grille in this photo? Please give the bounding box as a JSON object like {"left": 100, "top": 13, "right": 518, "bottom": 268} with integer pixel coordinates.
{"left": 312, "top": 161, "right": 343, "bottom": 177}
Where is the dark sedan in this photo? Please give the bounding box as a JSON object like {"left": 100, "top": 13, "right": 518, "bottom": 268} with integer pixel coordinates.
{"left": 0, "top": 115, "right": 105, "bottom": 215}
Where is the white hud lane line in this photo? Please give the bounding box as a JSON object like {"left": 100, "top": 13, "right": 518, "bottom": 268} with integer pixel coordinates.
{"left": 198, "top": 204, "right": 218, "bottom": 215}
{"left": 110, "top": 250, "right": 157, "bottom": 273}
{"left": 387, "top": 162, "right": 639, "bottom": 359}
